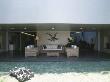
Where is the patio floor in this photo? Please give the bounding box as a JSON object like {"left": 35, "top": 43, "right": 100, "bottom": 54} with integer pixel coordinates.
{"left": 0, "top": 50, "right": 110, "bottom": 62}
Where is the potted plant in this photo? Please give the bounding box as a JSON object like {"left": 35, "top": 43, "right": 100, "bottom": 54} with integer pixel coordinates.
{"left": 66, "top": 37, "right": 76, "bottom": 47}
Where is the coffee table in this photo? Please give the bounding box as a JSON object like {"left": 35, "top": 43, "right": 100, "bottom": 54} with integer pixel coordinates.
{"left": 46, "top": 50, "right": 61, "bottom": 56}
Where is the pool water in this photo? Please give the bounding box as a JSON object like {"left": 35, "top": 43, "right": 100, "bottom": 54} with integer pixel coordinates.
{"left": 0, "top": 61, "right": 110, "bottom": 82}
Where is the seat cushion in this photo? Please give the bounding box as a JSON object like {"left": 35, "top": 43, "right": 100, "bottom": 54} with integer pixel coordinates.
{"left": 46, "top": 45, "right": 58, "bottom": 49}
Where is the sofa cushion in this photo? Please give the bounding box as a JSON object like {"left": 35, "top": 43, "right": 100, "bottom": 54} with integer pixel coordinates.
{"left": 58, "top": 45, "right": 62, "bottom": 49}
{"left": 43, "top": 45, "right": 47, "bottom": 49}
{"left": 46, "top": 45, "right": 58, "bottom": 49}
{"left": 42, "top": 44, "right": 63, "bottom": 50}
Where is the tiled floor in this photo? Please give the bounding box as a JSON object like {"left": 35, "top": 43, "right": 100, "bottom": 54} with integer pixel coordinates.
{"left": 0, "top": 50, "right": 110, "bottom": 62}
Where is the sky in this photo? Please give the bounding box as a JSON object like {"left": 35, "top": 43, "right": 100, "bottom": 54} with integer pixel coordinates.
{"left": 0, "top": 0, "right": 110, "bottom": 24}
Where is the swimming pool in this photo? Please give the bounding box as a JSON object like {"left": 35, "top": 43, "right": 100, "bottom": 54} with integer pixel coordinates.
{"left": 0, "top": 61, "right": 110, "bottom": 82}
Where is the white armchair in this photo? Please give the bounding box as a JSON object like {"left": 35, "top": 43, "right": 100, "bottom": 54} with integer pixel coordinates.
{"left": 66, "top": 47, "right": 79, "bottom": 58}
{"left": 25, "top": 47, "right": 38, "bottom": 57}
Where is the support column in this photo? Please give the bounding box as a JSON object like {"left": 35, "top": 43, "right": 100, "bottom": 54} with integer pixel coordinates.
{"left": 6, "top": 31, "right": 9, "bottom": 51}
{"left": 97, "top": 31, "right": 101, "bottom": 52}
{"left": 20, "top": 33, "right": 22, "bottom": 56}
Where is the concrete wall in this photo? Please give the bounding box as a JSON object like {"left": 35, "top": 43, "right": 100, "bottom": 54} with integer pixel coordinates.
{"left": 98, "top": 31, "right": 110, "bottom": 53}
{"left": 0, "top": 31, "right": 7, "bottom": 52}
{"left": 37, "top": 31, "right": 70, "bottom": 46}
{"left": 0, "top": 33, "right": 2, "bottom": 49}
{"left": 0, "top": 0, "right": 109, "bottom": 24}
{"left": 99, "top": 31, "right": 104, "bottom": 52}
{"left": 103, "top": 31, "right": 110, "bottom": 50}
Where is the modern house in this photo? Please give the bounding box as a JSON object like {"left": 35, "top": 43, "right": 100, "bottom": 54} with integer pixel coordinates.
{"left": 0, "top": 0, "right": 110, "bottom": 58}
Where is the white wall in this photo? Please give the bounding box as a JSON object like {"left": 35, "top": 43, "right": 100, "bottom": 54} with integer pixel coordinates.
{"left": 0, "top": 0, "right": 109, "bottom": 24}
{"left": 37, "top": 31, "right": 70, "bottom": 46}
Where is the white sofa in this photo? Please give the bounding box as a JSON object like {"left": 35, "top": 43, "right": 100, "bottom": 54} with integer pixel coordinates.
{"left": 43, "top": 44, "right": 62, "bottom": 50}
{"left": 42, "top": 44, "right": 63, "bottom": 56}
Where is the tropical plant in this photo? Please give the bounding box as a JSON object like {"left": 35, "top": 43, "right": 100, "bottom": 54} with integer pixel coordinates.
{"left": 66, "top": 37, "right": 75, "bottom": 47}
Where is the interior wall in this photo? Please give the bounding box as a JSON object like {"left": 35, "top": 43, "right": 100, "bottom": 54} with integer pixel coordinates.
{"left": 104, "top": 36, "right": 109, "bottom": 48}
{"left": 99, "top": 30, "right": 110, "bottom": 53}
{"left": 0, "top": 31, "right": 7, "bottom": 52}
{"left": 103, "top": 31, "right": 110, "bottom": 49}
{"left": 99, "top": 31, "right": 104, "bottom": 52}
{"left": 37, "top": 31, "right": 70, "bottom": 46}
{"left": 37, "top": 31, "right": 98, "bottom": 50}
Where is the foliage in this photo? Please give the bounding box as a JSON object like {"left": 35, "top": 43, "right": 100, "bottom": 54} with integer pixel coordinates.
{"left": 66, "top": 37, "right": 75, "bottom": 47}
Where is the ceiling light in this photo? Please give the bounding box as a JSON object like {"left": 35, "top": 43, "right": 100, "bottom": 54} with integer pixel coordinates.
{"left": 31, "top": 35, "right": 35, "bottom": 37}
{"left": 21, "top": 32, "right": 35, "bottom": 37}
{"left": 27, "top": 34, "right": 31, "bottom": 35}
{"left": 92, "top": 28, "right": 96, "bottom": 30}
{"left": 80, "top": 27, "right": 83, "bottom": 30}
{"left": 24, "top": 27, "right": 27, "bottom": 30}
{"left": 21, "top": 32, "right": 24, "bottom": 34}
{"left": 10, "top": 28, "right": 15, "bottom": 29}
{"left": 24, "top": 33, "right": 28, "bottom": 35}
{"left": 51, "top": 27, "right": 55, "bottom": 30}
{"left": 76, "top": 32, "right": 80, "bottom": 33}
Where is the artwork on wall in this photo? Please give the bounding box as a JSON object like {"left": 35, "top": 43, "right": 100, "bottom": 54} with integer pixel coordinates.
{"left": 46, "top": 32, "right": 58, "bottom": 41}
